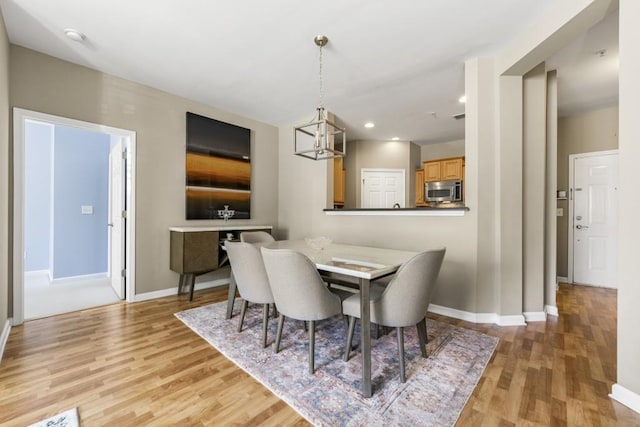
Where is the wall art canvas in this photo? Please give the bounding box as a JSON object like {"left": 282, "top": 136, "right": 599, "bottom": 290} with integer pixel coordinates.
{"left": 185, "top": 112, "right": 251, "bottom": 219}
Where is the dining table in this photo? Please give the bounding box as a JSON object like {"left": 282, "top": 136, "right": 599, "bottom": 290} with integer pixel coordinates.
{"left": 258, "top": 239, "right": 418, "bottom": 398}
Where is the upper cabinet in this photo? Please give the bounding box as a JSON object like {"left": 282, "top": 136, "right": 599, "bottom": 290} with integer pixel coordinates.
{"left": 423, "top": 156, "right": 464, "bottom": 182}
{"left": 415, "top": 169, "right": 426, "bottom": 206}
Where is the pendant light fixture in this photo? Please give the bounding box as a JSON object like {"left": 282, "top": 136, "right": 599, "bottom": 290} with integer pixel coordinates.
{"left": 294, "top": 35, "right": 346, "bottom": 160}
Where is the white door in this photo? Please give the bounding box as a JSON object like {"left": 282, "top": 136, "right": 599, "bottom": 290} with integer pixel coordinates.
{"left": 571, "top": 152, "right": 618, "bottom": 287}
{"left": 109, "top": 140, "right": 126, "bottom": 299}
{"left": 361, "top": 169, "right": 405, "bottom": 208}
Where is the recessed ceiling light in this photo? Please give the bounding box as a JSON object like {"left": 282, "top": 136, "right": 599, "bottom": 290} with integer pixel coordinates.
{"left": 64, "top": 28, "right": 86, "bottom": 42}
{"left": 392, "top": 137, "right": 399, "bottom": 141}
{"left": 364, "top": 122, "right": 375, "bottom": 128}
{"left": 458, "top": 95, "right": 467, "bottom": 103}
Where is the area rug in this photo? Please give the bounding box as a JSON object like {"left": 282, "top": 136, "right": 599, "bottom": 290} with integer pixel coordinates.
{"left": 175, "top": 300, "right": 498, "bottom": 427}
{"left": 28, "top": 408, "right": 79, "bottom": 427}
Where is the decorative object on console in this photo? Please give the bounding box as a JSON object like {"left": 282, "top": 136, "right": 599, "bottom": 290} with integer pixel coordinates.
{"left": 217, "top": 205, "right": 235, "bottom": 223}
{"left": 294, "top": 35, "right": 346, "bottom": 160}
{"left": 185, "top": 112, "right": 251, "bottom": 219}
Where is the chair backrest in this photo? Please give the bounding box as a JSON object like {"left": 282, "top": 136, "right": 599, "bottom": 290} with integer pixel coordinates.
{"left": 225, "top": 241, "right": 274, "bottom": 304}
{"left": 240, "top": 231, "right": 275, "bottom": 244}
{"left": 374, "top": 247, "right": 446, "bottom": 327}
{"left": 261, "top": 247, "right": 341, "bottom": 321}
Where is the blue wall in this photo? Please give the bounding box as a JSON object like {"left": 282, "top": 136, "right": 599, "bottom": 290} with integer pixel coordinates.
{"left": 53, "top": 125, "right": 110, "bottom": 279}
{"left": 24, "top": 121, "right": 52, "bottom": 272}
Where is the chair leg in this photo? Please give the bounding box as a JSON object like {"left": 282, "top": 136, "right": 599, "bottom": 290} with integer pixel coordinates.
{"left": 274, "top": 314, "right": 285, "bottom": 353}
{"left": 416, "top": 318, "right": 428, "bottom": 358}
{"left": 397, "top": 327, "right": 406, "bottom": 383}
{"left": 262, "top": 304, "right": 269, "bottom": 348}
{"left": 344, "top": 316, "right": 356, "bottom": 362}
{"left": 237, "top": 300, "right": 248, "bottom": 333}
{"left": 271, "top": 303, "right": 278, "bottom": 318}
{"left": 309, "top": 320, "right": 316, "bottom": 375}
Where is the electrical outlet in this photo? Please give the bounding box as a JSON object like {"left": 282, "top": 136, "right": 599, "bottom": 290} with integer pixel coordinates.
{"left": 81, "top": 205, "right": 93, "bottom": 215}
{"left": 556, "top": 208, "right": 563, "bottom": 217}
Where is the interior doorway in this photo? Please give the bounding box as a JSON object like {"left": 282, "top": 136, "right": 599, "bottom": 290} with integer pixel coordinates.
{"left": 360, "top": 169, "right": 405, "bottom": 208}
{"left": 568, "top": 150, "right": 618, "bottom": 288}
{"left": 13, "top": 108, "right": 137, "bottom": 324}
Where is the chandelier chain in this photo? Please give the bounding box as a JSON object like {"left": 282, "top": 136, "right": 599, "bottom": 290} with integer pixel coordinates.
{"left": 318, "top": 43, "right": 324, "bottom": 109}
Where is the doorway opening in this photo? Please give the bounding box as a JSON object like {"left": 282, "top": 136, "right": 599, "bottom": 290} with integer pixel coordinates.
{"left": 13, "top": 108, "right": 137, "bottom": 323}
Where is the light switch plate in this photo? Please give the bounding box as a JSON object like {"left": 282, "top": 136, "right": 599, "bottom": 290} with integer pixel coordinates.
{"left": 556, "top": 208, "right": 563, "bottom": 217}
{"left": 81, "top": 205, "right": 93, "bottom": 215}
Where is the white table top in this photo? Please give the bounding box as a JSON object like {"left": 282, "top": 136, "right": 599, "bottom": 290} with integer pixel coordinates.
{"left": 265, "top": 240, "right": 418, "bottom": 280}
{"left": 169, "top": 225, "right": 273, "bottom": 232}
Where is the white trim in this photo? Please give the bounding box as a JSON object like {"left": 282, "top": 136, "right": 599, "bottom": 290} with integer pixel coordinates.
{"left": 610, "top": 384, "right": 640, "bottom": 414}
{"left": 133, "top": 277, "right": 230, "bottom": 302}
{"left": 567, "top": 149, "right": 619, "bottom": 285}
{"left": 428, "top": 303, "right": 495, "bottom": 324}
{"left": 0, "top": 319, "right": 11, "bottom": 362}
{"left": 523, "top": 311, "right": 546, "bottom": 322}
{"left": 50, "top": 272, "right": 108, "bottom": 284}
{"left": 496, "top": 315, "right": 527, "bottom": 326}
{"left": 12, "top": 108, "right": 137, "bottom": 324}
{"left": 325, "top": 209, "right": 467, "bottom": 217}
{"left": 24, "top": 269, "right": 50, "bottom": 277}
{"left": 556, "top": 276, "right": 569, "bottom": 284}
{"left": 545, "top": 305, "right": 559, "bottom": 317}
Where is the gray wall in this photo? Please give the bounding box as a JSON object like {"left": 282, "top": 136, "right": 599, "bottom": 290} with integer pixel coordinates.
{"left": 421, "top": 139, "right": 465, "bottom": 161}
{"left": 52, "top": 125, "right": 110, "bottom": 279}
{"left": 556, "top": 106, "right": 618, "bottom": 277}
{"left": 0, "top": 8, "right": 9, "bottom": 331}
{"left": 24, "top": 121, "right": 53, "bottom": 272}
{"left": 10, "top": 46, "right": 280, "bottom": 296}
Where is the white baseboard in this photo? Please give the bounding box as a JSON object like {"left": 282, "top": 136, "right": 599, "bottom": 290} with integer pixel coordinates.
{"left": 610, "top": 384, "right": 640, "bottom": 414}
{"left": 545, "top": 305, "right": 559, "bottom": 317}
{"left": 428, "top": 304, "right": 527, "bottom": 326}
{"left": 133, "top": 277, "right": 230, "bottom": 302}
{"left": 496, "top": 315, "right": 527, "bottom": 326}
{"left": 523, "top": 311, "right": 546, "bottom": 322}
{"left": 0, "top": 318, "right": 12, "bottom": 363}
{"left": 51, "top": 272, "right": 108, "bottom": 284}
{"left": 24, "top": 269, "right": 49, "bottom": 277}
{"left": 557, "top": 276, "right": 569, "bottom": 284}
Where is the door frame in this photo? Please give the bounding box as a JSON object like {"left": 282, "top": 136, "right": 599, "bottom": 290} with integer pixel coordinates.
{"left": 12, "top": 108, "right": 137, "bottom": 325}
{"left": 360, "top": 168, "right": 406, "bottom": 208}
{"left": 567, "top": 149, "right": 618, "bottom": 284}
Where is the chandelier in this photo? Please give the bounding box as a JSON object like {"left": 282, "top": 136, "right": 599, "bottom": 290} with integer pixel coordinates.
{"left": 294, "top": 35, "right": 346, "bottom": 160}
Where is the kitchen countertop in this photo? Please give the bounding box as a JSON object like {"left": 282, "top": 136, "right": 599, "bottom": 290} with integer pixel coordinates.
{"left": 323, "top": 206, "right": 469, "bottom": 216}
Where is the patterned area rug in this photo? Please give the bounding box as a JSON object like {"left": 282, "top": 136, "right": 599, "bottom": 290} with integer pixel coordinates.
{"left": 176, "top": 300, "right": 498, "bottom": 427}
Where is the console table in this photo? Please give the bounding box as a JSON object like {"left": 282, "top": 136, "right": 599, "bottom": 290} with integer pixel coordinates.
{"left": 169, "top": 225, "right": 273, "bottom": 301}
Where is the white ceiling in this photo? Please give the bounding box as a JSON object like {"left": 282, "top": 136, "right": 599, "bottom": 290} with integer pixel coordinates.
{"left": 0, "top": 0, "right": 618, "bottom": 145}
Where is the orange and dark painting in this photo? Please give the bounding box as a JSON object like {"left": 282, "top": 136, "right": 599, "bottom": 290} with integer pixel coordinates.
{"left": 186, "top": 112, "right": 251, "bottom": 219}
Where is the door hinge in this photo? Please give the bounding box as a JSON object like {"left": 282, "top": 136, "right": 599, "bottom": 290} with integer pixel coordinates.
{"left": 121, "top": 210, "right": 127, "bottom": 218}
{"left": 121, "top": 268, "right": 126, "bottom": 277}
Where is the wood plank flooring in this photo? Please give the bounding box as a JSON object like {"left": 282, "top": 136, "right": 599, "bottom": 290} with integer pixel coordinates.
{"left": 1, "top": 284, "right": 639, "bottom": 426}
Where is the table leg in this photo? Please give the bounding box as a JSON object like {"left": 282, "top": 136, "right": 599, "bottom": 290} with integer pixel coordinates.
{"left": 360, "top": 277, "right": 372, "bottom": 397}
{"left": 188, "top": 274, "right": 196, "bottom": 301}
{"left": 225, "top": 270, "right": 237, "bottom": 319}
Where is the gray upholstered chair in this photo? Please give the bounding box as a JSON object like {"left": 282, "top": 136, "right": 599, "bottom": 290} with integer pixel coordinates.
{"left": 225, "top": 241, "right": 275, "bottom": 347}
{"left": 342, "top": 247, "right": 446, "bottom": 382}
{"left": 261, "top": 247, "right": 348, "bottom": 374}
{"left": 240, "top": 231, "right": 275, "bottom": 244}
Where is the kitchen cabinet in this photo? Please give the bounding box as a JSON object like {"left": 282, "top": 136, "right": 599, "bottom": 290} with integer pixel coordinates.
{"left": 334, "top": 157, "right": 345, "bottom": 206}
{"left": 415, "top": 169, "right": 427, "bottom": 206}
{"left": 423, "top": 156, "right": 464, "bottom": 182}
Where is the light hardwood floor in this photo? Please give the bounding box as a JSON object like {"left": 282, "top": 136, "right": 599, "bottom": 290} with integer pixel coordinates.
{"left": 1, "top": 284, "right": 639, "bottom": 426}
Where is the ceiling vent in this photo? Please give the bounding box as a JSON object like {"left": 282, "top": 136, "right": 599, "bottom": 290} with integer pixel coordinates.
{"left": 453, "top": 112, "right": 465, "bottom": 120}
